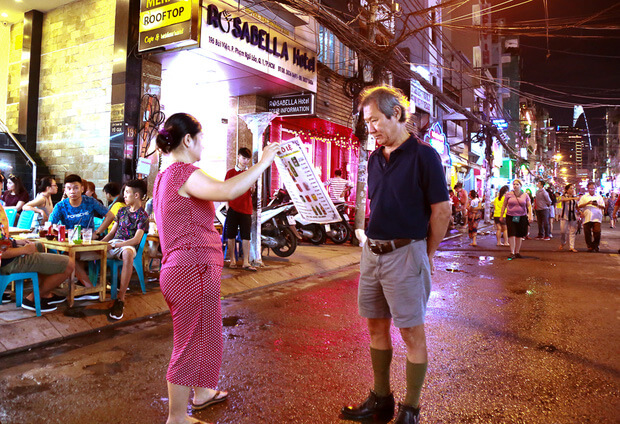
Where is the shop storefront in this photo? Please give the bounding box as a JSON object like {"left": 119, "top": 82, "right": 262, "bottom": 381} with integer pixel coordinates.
{"left": 269, "top": 116, "right": 359, "bottom": 199}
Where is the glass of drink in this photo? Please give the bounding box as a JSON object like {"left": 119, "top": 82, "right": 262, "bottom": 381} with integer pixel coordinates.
{"left": 82, "top": 228, "right": 93, "bottom": 244}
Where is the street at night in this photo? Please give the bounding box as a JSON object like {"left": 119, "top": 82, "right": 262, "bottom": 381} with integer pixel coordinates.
{"left": 1, "top": 0, "right": 620, "bottom": 423}
{"left": 1, "top": 227, "right": 618, "bottom": 424}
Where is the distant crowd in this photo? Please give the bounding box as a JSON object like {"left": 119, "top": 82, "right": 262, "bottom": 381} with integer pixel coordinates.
{"left": 449, "top": 180, "right": 618, "bottom": 256}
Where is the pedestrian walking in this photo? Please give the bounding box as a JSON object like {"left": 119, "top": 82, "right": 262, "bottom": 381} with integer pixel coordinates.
{"left": 606, "top": 192, "right": 617, "bottom": 228}
{"left": 558, "top": 184, "right": 580, "bottom": 252}
{"left": 153, "top": 113, "right": 279, "bottom": 424}
{"left": 467, "top": 190, "right": 483, "bottom": 246}
{"left": 500, "top": 179, "right": 533, "bottom": 259}
{"left": 534, "top": 180, "right": 552, "bottom": 240}
{"left": 546, "top": 185, "right": 557, "bottom": 237}
{"left": 493, "top": 185, "right": 509, "bottom": 246}
{"left": 577, "top": 182, "right": 605, "bottom": 252}
{"left": 454, "top": 182, "right": 468, "bottom": 227}
{"left": 341, "top": 86, "right": 451, "bottom": 424}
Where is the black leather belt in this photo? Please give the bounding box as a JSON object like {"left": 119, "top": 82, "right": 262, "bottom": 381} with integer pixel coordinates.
{"left": 368, "top": 238, "right": 412, "bottom": 255}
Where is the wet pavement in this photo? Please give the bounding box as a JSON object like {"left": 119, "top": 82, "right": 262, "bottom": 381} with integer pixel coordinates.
{"left": 0, "top": 223, "right": 618, "bottom": 423}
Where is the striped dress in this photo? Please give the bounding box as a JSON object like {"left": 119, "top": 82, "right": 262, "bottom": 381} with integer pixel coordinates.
{"left": 154, "top": 162, "right": 224, "bottom": 388}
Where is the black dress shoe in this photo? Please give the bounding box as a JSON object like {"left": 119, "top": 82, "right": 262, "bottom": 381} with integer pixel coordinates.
{"left": 393, "top": 403, "right": 420, "bottom": 424}
{"left": 341, "top": 390, "right": 394, "bottom": 421}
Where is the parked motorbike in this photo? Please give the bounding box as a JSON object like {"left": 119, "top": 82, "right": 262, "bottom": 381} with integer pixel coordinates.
{"left": 215, "top": 198, "right": 298, "bottom": 258}
{"left": 324, "top": 202, "right": 353, "bottom": 244}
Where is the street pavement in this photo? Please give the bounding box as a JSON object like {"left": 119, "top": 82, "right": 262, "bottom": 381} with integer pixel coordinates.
{"left": 0, "top": 223, "right": 618, "bottom": 423}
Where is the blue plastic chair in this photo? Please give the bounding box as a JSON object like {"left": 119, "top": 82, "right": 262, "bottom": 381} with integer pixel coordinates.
{"left": 16, "top": 210, "right": 35, "bottom": 230}
{"left": 0, "top": 272, "right": 41, "bottom": 316}
{"left": 108, "top": 233, "right": 147, "bottom": 299}
{"left": 4, "top": 207, "right": 17, "bottom": 227}
{"left": 93, "top": 217, "right": 104, "bottom": 232}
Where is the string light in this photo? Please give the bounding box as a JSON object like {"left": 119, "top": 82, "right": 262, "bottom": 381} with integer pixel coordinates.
{"left": 281, "top": 128, "right": 360, "bottom": 150}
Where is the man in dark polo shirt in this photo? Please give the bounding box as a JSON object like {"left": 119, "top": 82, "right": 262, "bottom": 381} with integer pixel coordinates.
{"left": 341, "top": 86, "right": 451, "bottom": 424}
{"left": 224, "top": 147, "right": 256, "bottom": 271}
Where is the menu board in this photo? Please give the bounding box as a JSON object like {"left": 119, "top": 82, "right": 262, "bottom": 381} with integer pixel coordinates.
{"left": 274, "top": 137, "right": 340, "bottom": 223}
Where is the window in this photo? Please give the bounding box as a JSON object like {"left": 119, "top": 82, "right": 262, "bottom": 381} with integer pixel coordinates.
{"left": 318, "top": 24, "right": 357, "bottom": 77}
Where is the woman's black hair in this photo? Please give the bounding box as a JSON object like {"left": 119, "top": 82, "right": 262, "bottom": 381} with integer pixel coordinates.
{"left": 498, "top": 185, "right": 509, "bottom": 201}
{"left": 469, "top": 190, "right": 478, "bottom": 199}
{"left": 564, "top": 183, "right": 573, "bottom": 194}
{"left": 156, "top": 113, "right": 202, "bottom": 154}
{"left": 36, "top": 176, "right": 55, "bottom": 193}
{"left": 8, "top": 174, "right": 26, "bottom": 195}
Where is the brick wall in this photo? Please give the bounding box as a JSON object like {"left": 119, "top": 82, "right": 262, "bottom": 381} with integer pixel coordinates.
{"left": 6, "top": 0, "right": 115, "bottom": 194}
{"left": 5, "top": 22, "right": 23, "bottom": 133}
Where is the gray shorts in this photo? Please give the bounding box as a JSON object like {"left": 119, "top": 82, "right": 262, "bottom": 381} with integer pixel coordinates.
{"left": 1, "top": 242, "right": 70, "bottom": 276}
{"left": 358, "top": 239, "right": 431, "bottom": 328}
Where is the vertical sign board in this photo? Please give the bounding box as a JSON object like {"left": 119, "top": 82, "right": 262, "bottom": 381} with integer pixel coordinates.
{"left": 480, "top": 2, "right": 492, "bottom": 68}
{"left": 139, "top": 0, "right": 200, "bottom": 52}
{"left": 202, "top": 0, "right": 317, "bottom": 92}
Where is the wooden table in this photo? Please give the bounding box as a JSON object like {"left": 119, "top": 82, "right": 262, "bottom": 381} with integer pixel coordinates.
{"left": 9, "top": 227, "right": 30, "bottom": 236}
{"left": 39, "top": 239, "right": 108, "bottom": 307}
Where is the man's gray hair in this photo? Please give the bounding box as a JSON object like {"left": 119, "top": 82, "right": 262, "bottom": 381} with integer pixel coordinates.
{"left": 358, "top": 85, "right": 410, "bottom": 123}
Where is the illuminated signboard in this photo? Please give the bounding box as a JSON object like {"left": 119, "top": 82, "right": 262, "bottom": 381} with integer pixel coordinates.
{"left": 202, "top": 0, "right": 317, "bottom": 92}
{"left": 139, "top": 0, "right": 200, "bottom": 52}
{"left": 425, "top": 122, "right": 451, "bottom": 166}
{"left": 492, "top": 118, "right": 508, "bottom": 129}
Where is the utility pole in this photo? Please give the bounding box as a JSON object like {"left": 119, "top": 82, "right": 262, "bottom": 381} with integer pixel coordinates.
{"left": 483, "top": 81, "right": 494, "bottom": 223}
{"left": 353, "top": 0, "right": 378, "bottom": 242}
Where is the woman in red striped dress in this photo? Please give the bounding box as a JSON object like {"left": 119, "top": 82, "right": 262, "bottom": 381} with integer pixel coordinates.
{"left": 153, "top": 113, "right": 279, "bottom": 424}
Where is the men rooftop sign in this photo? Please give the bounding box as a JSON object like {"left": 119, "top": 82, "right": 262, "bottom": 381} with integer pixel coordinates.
{"left": 268, "top": 94, "right": 315, "bottom": 117}
{"left": 139, "top": 0, "right": 200, "bottom": 52}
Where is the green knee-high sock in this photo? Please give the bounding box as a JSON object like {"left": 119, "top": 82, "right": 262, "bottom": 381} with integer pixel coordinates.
{"left": 404, "top": 361, "right": 427, "bottom": 408}
{"left": 370, "top": 347, "right": 393, "bottom": 397}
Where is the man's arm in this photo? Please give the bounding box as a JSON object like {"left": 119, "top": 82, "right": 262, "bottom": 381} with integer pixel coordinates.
{"left": 110, "top": 229, "right": 144, "bottom": 248}
{"left": 427, "top": 200, "right": 451, "bottom": 274}
{"left": 2, "top": 242, "right": 36, "bottom": 259}
{"left": 95, "top": 211, "right": 115, "bottom": 237}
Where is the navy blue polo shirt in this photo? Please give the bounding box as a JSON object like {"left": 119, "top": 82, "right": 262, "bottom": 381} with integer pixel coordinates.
{"left": 366, "top": 134, "right": 449, "bottom": 240}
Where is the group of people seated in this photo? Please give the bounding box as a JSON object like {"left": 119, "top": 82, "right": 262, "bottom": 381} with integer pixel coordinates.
{"left": 1, "top": 174, "right": 150, "bottom": 320}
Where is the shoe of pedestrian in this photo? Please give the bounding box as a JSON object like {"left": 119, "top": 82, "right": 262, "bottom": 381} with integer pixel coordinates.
{"left": 2, "top": 292, "right": 11, "bottom": 304}
{"left": 515, "top": 253, "right": 523, "bottom": 259}
{"left": 108, "top": 299, "right": 124, "bottom": 320}
{"left": 393, "top": 403, "right": 420, "bottom": 424}
{"left": 74, "top": 293, "right": 100, "bottom": 301}
{"left": 341, "top": 390, "right": 395, "bottom": 421}
{"left": 535, "top": 236, "right": 543, "bottom": 240}
{"left": 22, "top": 297, "right": 56, "bottom": 313}
{"left": 569, "top": 248, "right": 578, "bottom": 253}
{"left": 543, "top": 237, "right": 551, "bottom": 241}
{"left": 594, "top": 247, "right": 599, "bottom": 252}
{"left": 46, "top": 293, "right": 66, "bottom": 305}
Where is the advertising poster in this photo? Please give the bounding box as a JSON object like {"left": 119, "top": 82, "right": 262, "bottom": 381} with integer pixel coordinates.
{"left": 275, "top": 137, "right": 340, "bottom": 223}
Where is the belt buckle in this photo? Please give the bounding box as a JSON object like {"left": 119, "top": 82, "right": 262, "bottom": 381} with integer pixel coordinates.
{"left": 368, "top": 240, "right": 381, "bottom": 255}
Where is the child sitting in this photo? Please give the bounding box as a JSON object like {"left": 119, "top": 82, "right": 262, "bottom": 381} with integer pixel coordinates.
{"left": 101, "top": 179, "right": 149, "bottom": 320}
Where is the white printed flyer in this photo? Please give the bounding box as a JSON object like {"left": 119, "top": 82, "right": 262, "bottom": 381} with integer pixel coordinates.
{"left": 274, "top": 137, "right": 340, "bottom": 223}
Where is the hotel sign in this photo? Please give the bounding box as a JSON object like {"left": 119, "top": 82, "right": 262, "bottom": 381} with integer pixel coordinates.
{"left": 411, "top": 80, "right": 433, "bottom": 114}
{"left": 268, "top": 94, "right": 315, "bottom": 116}
{"left": 138, "top": 0, "right": 200, "bottom": 52}
{"left": 202, "top": 0, "right": 317, "bottom": 92}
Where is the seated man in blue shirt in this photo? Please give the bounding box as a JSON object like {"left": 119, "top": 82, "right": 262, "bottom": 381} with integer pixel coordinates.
{"left": 48, "top": 174, "right": 115, "bottom": 300}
